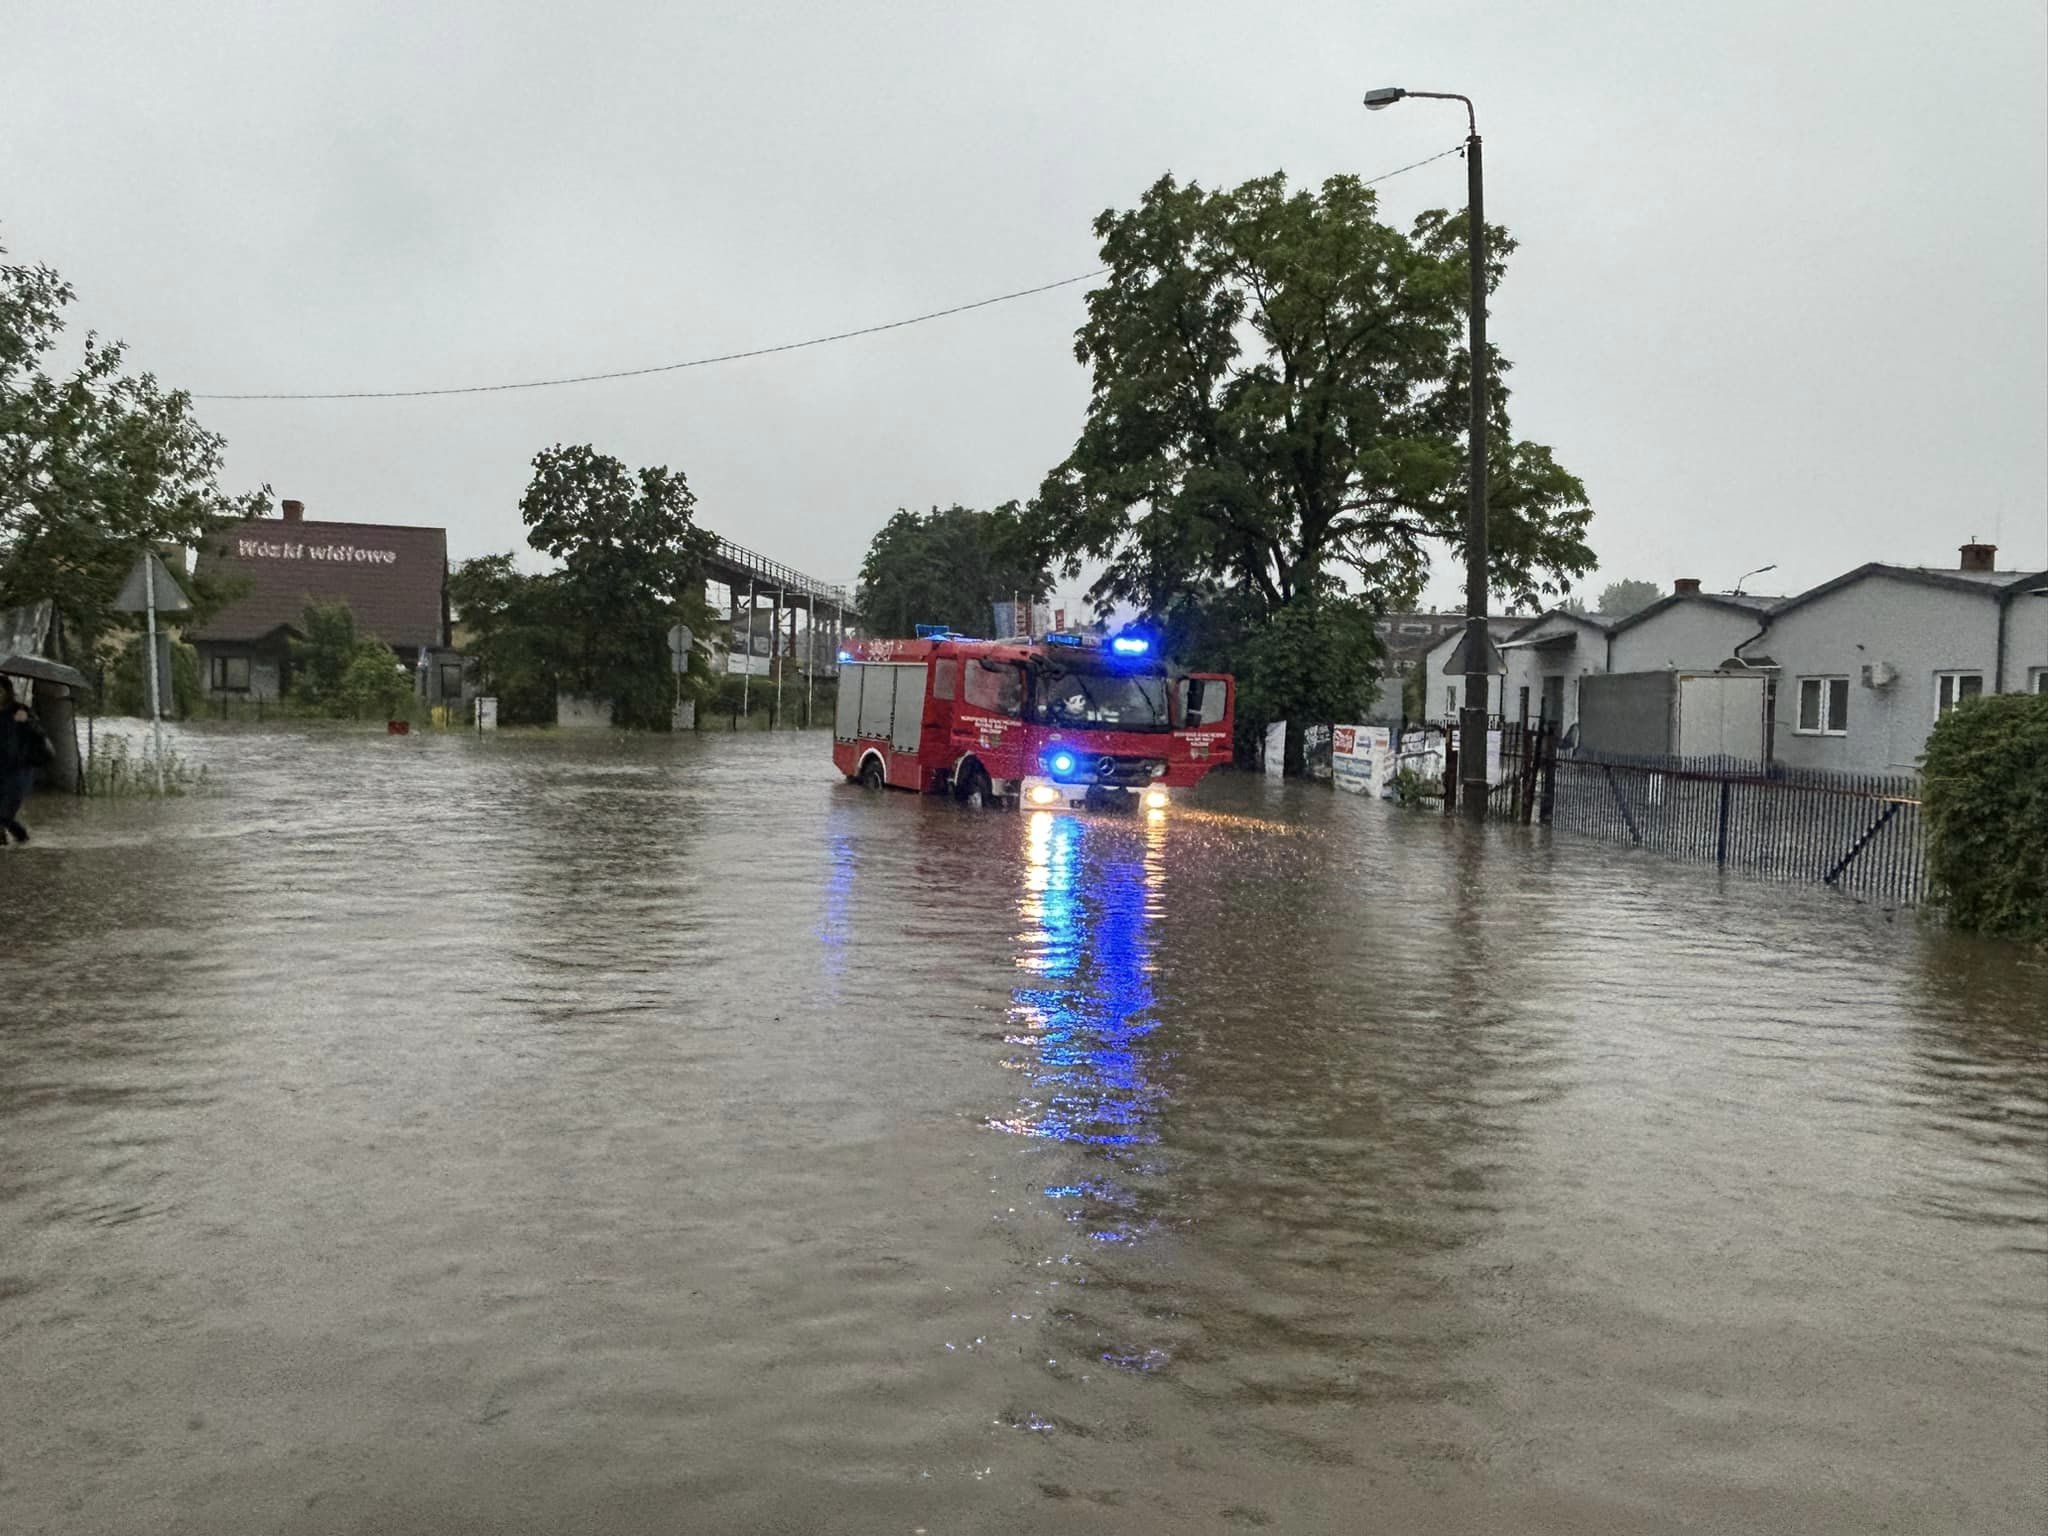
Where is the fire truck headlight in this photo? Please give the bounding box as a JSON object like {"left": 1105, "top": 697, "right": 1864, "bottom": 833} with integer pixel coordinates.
{"left": 1029, "top": 785, "right": 1062, "bottom": 806}
{"left": 1144, "top": 789, "right": 1169, "bottom": 810}
{"left": 1048, "top": 751, "right": 1076, "bottom": 778}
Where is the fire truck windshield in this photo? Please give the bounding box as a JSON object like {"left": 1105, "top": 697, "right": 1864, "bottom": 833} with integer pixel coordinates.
{"left": 1031, "top": 660, "right": 1171, "bottom": 731}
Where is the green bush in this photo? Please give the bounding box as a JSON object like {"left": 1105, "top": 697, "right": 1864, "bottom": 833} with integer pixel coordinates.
{"left": 106, "top": 634, "right": 201, "bottom": 718}
{"left": 1921, "top": 692, "right": 2048, "bottom": 944}
{"left": 289, "top": 599, "right": 416, "bottom": 720}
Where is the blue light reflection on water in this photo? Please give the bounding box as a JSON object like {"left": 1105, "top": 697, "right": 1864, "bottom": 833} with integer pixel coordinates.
{"left": 816, "top": 821, "right": 856, "bottom": 987}
{"left": 990, "top": 811, "right": 1168, "bottom": 1247}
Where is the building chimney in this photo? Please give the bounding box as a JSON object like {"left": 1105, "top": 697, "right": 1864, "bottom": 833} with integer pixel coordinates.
{"left": 1672, "top": 577, "right": 1701, "bottom": 596}
{"left": 281, "top": 499, "right": 304, "bottom": 523}
{"left": 1958, "top": 541, "right": 1996, "bottom": 573}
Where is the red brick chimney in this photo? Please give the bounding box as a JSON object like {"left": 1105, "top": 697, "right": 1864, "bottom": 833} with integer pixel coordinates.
{"left": 281, "top": 499, "right": 304, "bottom": 523}
{"left": 1672, "top": 577, "right": 1701, "bottom": 596}
{"left": 1958, "top": 541, "right": 1996, "bottom": 573}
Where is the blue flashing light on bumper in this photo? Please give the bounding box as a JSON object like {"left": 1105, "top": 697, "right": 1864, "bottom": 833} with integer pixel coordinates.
{"left": 1048, "top": 750, "right": 1077, "bottom": 777}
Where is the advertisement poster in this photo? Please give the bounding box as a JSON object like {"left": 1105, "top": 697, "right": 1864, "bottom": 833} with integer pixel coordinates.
{"left": 1263, "top": 722, "right": 1287, "bottom": 780}
{"left": 1332, "top": 725, "right": 1394, "bottom": 797}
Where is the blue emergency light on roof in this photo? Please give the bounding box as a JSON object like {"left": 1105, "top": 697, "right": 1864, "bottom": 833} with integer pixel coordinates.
{"left": 837, "top": 650, "right": 852, "bottom": 663}
{"left": 914, "top": 623, "right": 953, "bottom": 639}
{"left": 1110, "top": 635, "right": 1151, "bottom": 656}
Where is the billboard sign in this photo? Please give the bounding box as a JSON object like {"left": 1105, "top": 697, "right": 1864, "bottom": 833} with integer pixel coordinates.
{"left": 1332, "top": 724, "right": 1394, "bottom": 797}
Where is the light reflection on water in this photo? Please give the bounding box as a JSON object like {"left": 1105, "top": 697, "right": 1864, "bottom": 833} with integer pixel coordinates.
{"left": 994, "top": 811, "right": 1166, "bottom": 1166}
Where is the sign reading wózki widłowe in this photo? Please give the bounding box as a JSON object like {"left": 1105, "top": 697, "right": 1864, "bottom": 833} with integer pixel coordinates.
{"left": 236, "top": 538, "right": 398, "bottom": 566}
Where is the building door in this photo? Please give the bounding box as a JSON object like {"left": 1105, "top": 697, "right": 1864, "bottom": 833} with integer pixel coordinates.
{"left": 1541, "top": 674, "right": 1566, "bottom": 725}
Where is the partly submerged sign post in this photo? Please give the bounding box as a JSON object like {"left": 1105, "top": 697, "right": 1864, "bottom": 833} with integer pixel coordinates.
{"left": 111, "top": 551, "right": 192, "bottom": 794}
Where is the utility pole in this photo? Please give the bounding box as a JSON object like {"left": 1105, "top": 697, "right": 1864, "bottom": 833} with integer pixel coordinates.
{"left": 740, "top": 577, "right": 755, "bottom": 721}
{"left": 771, "top": 590, "right": 785, "bottom": 729}
{"left": 1366, "top": 85, "right": 1491, "bottom": 819}
{"left": 143, "top": 555, "right": 166, "bottom": 795}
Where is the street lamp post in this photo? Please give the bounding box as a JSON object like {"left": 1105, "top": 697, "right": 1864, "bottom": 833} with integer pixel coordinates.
{"left": 1365, "top": 86, "right": 1491, "bottom": 820}
{"left": 1730, "top": 563, "right": 1777, "bottom": 597}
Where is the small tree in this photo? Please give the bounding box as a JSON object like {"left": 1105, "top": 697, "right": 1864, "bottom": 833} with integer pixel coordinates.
{"left": 448, "top": 553, "right": 569, "bottom": 726}
{"left": 290, "top": 599, "right": 360, "bottom": 706}
{"left": 1595, "top": 579, "right": 1662, "bottom": 618}
{"left": 1921, "top": 693, "right": 2048, "bottom": 944}
{"left": 289, "top": 598, "right": 409, "bottom": 719}
{"left": 107, "top": 633, "right": 201, "bottom": 718}
{"left": 336, "top": 645, "right": 413, "bottom": 720}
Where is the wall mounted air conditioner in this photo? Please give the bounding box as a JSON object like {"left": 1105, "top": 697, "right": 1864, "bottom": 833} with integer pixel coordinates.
{"left": 1860, "top": 662, "right": 1898, "bottom": 689}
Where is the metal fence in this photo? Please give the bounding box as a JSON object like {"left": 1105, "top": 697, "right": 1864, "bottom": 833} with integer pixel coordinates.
{"left": 1476, "top": 723, "right": 1927, "bottom": 906}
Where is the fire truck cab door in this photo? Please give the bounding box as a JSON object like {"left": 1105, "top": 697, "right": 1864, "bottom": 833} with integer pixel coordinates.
{"left": 1174, "top": 673, "right": 1233, "bottom": 760}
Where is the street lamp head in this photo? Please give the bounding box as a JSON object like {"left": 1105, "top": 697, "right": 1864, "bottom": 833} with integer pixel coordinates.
{"left": 1362, "top": 86, "right": 1407, "bottom": 110}
{"left": 1731, "top": 562, "right": 1778, "bottom": 596}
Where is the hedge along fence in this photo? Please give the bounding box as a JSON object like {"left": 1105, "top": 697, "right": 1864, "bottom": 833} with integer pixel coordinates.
{"left": 1920, "top": 692, "right": 2048, "bottom": 945}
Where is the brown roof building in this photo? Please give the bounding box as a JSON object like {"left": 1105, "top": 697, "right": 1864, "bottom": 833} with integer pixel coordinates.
{"left": 187, "top": 499, "right": 458, "bottom": 703}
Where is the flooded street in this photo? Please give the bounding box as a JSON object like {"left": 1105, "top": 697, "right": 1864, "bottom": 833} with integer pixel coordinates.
{"left": 2, "top": 727, "right": 2043, "bottom": 1534}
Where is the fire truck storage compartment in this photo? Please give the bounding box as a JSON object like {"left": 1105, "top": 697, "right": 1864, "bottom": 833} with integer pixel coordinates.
{"left": 837, "top": 661, "right": 929, "bottom": 754}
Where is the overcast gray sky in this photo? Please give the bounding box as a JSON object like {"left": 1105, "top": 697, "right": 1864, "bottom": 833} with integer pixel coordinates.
{"left": 6, "top": 0, "right": 2044, "bottom": 612}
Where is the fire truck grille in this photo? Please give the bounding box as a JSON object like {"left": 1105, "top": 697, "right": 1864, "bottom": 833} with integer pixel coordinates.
{"left": 1092, "top": 756, "right": 1162, "bottom": 787}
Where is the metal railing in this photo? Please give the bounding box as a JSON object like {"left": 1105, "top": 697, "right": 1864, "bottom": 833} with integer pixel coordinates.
{"left": 709, "top": 537, "right": 854, "bottom": 610}
{"left": 1472, "top": 725, "right": 1928, "bottom": 907}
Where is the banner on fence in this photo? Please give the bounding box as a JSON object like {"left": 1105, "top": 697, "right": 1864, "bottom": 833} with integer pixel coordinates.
{"left": 1304, "top": 724, "right": 1334, "bottom": 782}
{"left": 1332, "top": 724, "right": 1394, "bottom": 797}
{"left": 1487, "top": 727, "right": 1504, "bottom": 785}
{"left": 1397, "top": 726, "right": 1445, "bottom": 786}
{"left": 1264, "top": 722, "right": 1287, "bottom": 780}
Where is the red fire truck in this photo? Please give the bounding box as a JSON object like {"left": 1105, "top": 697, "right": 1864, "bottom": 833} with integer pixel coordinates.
{"left": 832, "top": 630, "right": 1234, "bottom": 811}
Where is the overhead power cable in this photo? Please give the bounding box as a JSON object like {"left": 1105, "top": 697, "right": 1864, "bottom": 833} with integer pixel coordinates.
{"left": 194, "top": 143, "right": 1466, "bottom": 402}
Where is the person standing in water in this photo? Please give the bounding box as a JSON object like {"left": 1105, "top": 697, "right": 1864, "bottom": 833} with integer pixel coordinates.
{"left": 0, "top": 677, "right": 54, "bottom": 844}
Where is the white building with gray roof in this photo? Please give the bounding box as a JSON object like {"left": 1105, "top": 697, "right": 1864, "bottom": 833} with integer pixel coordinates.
{"left": 1734, "top": 543, "right": 2047, "bottom": 773}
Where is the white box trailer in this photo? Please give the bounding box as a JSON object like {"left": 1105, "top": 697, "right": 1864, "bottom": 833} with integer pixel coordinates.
{"left": 1577, "top": 670, "right": 1768, "bottom": 761}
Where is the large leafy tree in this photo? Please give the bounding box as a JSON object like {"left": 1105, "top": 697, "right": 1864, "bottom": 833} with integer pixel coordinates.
{"left": 447, "top": 553, "right": 568, "bottom": 726}
{"left": 1032, "top": 171, "right": 1595, "bottom": 766}
{"left": 855, "top": 503, "right": 1047, "bottom": 638}
{"left": 1, "top": 243, "right": 262, "bottom": 655}
{"left": 515, "top": 444, "right": 717, "bottom": 729}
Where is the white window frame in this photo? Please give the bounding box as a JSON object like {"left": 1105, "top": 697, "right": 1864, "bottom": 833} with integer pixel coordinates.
{"left": 1793, "top": 675, "right": 1849, "bottom": 736}
{"left": 1933, "top": 670, "right": 1984, "bottom": 719}
{"left": 2028, "top": 667, "right": 2046, "bottom": 696}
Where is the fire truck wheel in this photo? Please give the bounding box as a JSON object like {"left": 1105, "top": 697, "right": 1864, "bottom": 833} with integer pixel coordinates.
{"left": 956, "top": 763, "right": 993, "bottom": 808}
{"left": 857, "top": 757, "right": 885, "bottom": 789}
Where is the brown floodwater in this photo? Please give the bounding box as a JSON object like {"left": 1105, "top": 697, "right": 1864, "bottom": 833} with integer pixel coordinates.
{"left": 1, "top": 726, "right": 2043, "bottom": 1534}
